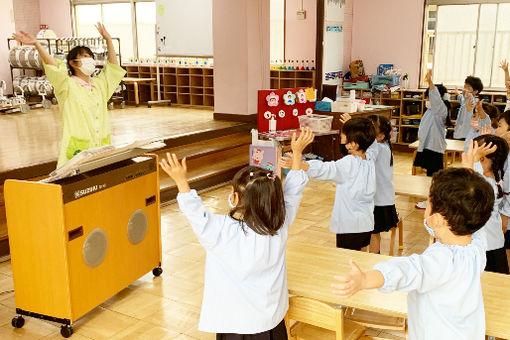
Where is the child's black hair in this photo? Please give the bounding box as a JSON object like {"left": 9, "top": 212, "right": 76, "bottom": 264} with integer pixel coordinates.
{"left": 473, "top": 134, "right": 509, "bottom": 199}
{"left": 368, "top": 114, "right": 393, "bottom": 166}
{"left": 465, "top": 76, "right": 484, "bottom": 94}
{"left": 425, "top": 84, "right": 452, "bottom": 126}
{"left": 482, "top": 103, "right": 500, "bottom": 129}
{"left": 230, "top": 166, "right": 285, "bottom": 236}
{"left": 342, "top": 117, "right": 376, "bottom": 152}
{"left": 498, "top": 110, "right": 510, "bottom": 131}
{"left": 66, "top": 46, "right": 95, "bottom": 75}
{"left": 430, "top": 168, "right": 494, "bottom": 236}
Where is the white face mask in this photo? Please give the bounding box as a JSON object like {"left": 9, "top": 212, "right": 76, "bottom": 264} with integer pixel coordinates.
{"left": 77, "top": 57, "right": 96, "bottom": 76}
{"left": 425, "top": 101, "right": 431, "bottom": 109}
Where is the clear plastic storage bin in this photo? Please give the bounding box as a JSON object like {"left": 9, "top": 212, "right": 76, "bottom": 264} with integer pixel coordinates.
{"left": 298, "top": 114, "right": 333, "bottom": 132}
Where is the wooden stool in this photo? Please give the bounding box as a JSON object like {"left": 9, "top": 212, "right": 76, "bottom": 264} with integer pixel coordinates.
{"left": 286, "top": 296, "right": 366, "bottom": 340}
{"left": 389, "top": 219, "right": 404, "bottom": 256}
{"left": 344, "top": 307, "right": 407, "bottom": 339}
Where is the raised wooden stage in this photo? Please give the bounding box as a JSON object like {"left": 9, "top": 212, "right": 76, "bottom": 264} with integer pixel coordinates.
{"left": 0, "top": 105, "right": 254, "bottom": 257}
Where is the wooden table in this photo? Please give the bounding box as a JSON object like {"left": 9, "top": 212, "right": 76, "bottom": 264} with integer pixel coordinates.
{"left": 286, "top": 242, "right": 510, "bottom": 339}
{"left": 394, "top": 173, "right": 431, "bottom": 199}
{"left": 122, "top": 77, "right": 156, "bottom": 107}
{"left": 409, "top": 139, "right": 465, "bottom": 175}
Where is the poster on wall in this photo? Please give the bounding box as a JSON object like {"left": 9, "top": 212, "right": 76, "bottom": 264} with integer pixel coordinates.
{"left": 322, "top": 25, "right": 343, "bottom": 85}
{"left": 326, "top": 0, "right": 345, "bottom": 22}
{"left": 257, "top": 88, "right": 316, "bottom": 133}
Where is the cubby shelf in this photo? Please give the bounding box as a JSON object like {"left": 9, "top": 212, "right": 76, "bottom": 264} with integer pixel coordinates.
{"left": 270, "top": 70, "right": 316, "bottom": 89}
{"left": 124, "top": 65, "right": 215, "bottom": 107}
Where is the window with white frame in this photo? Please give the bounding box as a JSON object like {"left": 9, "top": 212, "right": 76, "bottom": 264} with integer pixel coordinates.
{"left": 422, "top": 1, "right": 510, "bottom": 89}
{"left": 270, "top": 0, "right": 285, "bottom": 63}
{"left": 135, "top": 2, "right": 156, "bottom": 60}
{"left": 74, "top": 1, "right": 156, "bottom": 62}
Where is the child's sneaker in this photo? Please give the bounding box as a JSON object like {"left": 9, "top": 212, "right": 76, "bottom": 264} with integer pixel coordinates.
{"left": 415, "top": 200, "right": 427, "bottom": 210}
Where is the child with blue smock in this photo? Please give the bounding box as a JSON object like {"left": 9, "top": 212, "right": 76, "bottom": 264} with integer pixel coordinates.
{"left": 453, "top": 76, "right": 484, "bottom": 140}
{"left": 332, "top": 141, "right": 494, "bottom": 340}
{"left": 413, "top": 70, "right": 450, "bottom": 209}
{"left": 472, "top": 134, "right": 509, "bottom": 274}
{"left": 282, "top": 117, "right": 376, "bottom": 251}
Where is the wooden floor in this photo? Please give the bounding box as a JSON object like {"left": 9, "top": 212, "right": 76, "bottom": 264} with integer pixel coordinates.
{"left": 0, "top": 105, "right": 239, "bottom": 172}
{"left": 0, "top": 150, "right": 437, "bottom": 339}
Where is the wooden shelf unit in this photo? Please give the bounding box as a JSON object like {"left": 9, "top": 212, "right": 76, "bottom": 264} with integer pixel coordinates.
{"left": 124, "top": 65, "right": 214, "bottom": 107}
{"left": 270, "top": 70, "right": 316, "bottom": 89}
{"left": 341, "top": 88, "right": 507, "bottom": 145}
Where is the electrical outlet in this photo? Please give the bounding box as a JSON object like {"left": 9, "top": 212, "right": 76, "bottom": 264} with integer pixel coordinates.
{"left": 297, "top": 10, "right": 306, "bottom": 20}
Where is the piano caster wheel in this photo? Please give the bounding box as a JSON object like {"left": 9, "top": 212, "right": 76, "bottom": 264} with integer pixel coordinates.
{"left": 60, "top": 324, "right": 73, "bottom": 338}
{"left": 152, "top": 266, "right": 163, "bottom": 277}
{"left": 11, "top": 315, "right": 25, "bottom": 328}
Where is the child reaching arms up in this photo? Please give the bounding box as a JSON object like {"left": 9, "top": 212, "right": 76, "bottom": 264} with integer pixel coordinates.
{"left": 282, "top": 117, "right": 376, "bottom": 251}
{"left": 413, "top": 70, "right": 451, "bottom": 178}
{"left": 472, "top": 134, "right": 509, "bottom": 274}
{"left": 454, "top": 76, "right": 483, "bottom": 140}
{"left": 463, "top": 100, "right": 495, "bottom": 152}
{"left": 331, "top": 142, "right": 495, "bottom": 340}
{"left": 413, "top": 70, "right": 451, "bottom": 209}
{"left": 160, "top": 128, "right": 314, "bottom": 339}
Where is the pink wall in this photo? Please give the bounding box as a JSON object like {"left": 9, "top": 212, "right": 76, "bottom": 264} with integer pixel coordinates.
{"left": 351, "top": 0, "right": 424, "bottom": 88}
{"left": 213, "top": 0, "right": 269, "bottom": 116}
{"left": 1, "top": 0, "right": 16, "bottom": 94}
{"left": 285, "top": 0, "right": 316, "bottom": 63}
{"left": 13, "top": 0, "right": 41, "bottom": 35}
{"left": 341, "top": 0, "right": 353, "bottom": 73}
{"left": 39, "top": 0, "right": 72, "bottom": 37}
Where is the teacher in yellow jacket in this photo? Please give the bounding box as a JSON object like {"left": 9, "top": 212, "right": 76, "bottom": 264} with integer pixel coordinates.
{"left": 13, "top": 23, "right": 126, "bottom": 168}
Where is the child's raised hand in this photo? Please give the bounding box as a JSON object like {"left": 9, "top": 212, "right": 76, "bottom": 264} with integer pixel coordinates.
{"left": 160, "top": 153, "right": 190, "bottom": 193}
{"left": 466, "top": 96, "right": 475, "bottom": 112}
{"left": 160, "top": 153, "right": 187, "bottom": 181}
{"left": 480, "top": 125, "right": 493, "bottom": 136}
{"left": 291, "top": 127, "right": 314, "bottom": 154}
{"left": 331, "top": 259, "right": 365, "bottom": 298}
{"left": 475, "top": 142, "right": 497, "bottom": 163}
{"left": 461, "top": 140, "right": 478, "bottom": 169}
{"left": 340, "top": 113, "right": 352, "bottom": 125}
{"left": 500, "top": 60, "right": 509, "bottom": 72}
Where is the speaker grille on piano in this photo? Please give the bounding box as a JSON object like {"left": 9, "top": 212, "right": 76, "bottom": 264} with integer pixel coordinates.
{"left": 82, "top": 228, "right": 108, "bottom": 268}
{"left": 127, "top": 209, "right": 148, "bottom": 245}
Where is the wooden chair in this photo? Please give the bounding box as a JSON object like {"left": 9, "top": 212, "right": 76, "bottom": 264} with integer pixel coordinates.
{"left": 286, "top": 296, "right": 366, "bottom": 340}
{"left": 344, "top": 307, "right": 407, "bottom": 339}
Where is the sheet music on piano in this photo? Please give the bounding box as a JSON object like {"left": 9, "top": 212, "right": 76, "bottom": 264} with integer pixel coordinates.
{"left": 41, "top": 139, "right": 166, "bottom": 183}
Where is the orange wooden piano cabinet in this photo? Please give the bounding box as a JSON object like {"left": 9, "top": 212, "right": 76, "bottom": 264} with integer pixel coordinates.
{"left": 4, "top": 155, "right": 162, "bottom": 338}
